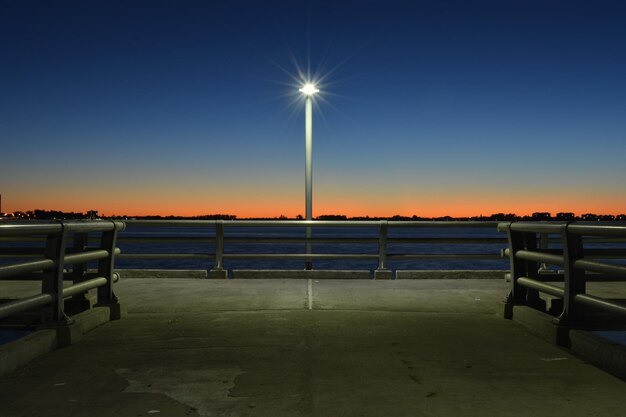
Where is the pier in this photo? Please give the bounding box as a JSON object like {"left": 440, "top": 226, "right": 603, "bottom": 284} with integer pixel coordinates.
{"left": 1, "top": 220, "right": 625, "bottom": 416}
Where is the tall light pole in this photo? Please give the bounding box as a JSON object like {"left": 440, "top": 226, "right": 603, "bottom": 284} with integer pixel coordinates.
{"left": 299, "top": 83, "right": 319, "bottom": 270}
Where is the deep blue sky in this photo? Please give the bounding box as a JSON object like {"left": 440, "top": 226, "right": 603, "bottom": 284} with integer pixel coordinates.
{"left": 2, "top": 1, "right": 625, "bottom": 217}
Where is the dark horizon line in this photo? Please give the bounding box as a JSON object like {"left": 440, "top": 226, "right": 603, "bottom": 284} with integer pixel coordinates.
{"left": 3, "top": 209, "right": 626, "bottom": 222}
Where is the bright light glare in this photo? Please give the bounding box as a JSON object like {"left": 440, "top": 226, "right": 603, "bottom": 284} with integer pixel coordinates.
{"left": 299, "top": 83, "right": 319, "bottom": 96}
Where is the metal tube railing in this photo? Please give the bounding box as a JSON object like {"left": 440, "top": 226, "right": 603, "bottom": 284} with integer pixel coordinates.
{"left": 514, "top": 250, "right": 564, "bottom": 266}
{"left": 64, "top": 249, "right": 112, "bottom": 265}
{"left": 499, "top": 221, "right": 626, "bottom": 330}
{"left": 575, "top": 293, "right": 626, "bottom": 317}
{"left": 0, "top": 220, "right": 124, "bottom": 325}
{"left": 516, "top": 277, "right": 565, "bottom": 298}
{"left": 116, "top": 219, "right": 508, "bottom": 275}
{"left": 0, "top": 294, "right": 53, "bottom": 320}
{"left": 0, "top": 258, "right": 57, "bottom": 278}
{"left": 62, "top": 277, "right": 109, "bottom": 298}
{"left": 222, "top": 253, "right": 378, "bottom": 260}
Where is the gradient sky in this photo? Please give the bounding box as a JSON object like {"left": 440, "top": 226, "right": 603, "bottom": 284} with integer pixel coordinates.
{"left": 2, "top": 0, "right": 625, "bottom": 218}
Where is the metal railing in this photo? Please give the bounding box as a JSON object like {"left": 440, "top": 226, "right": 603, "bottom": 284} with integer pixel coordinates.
{"left": 498, "top": 221, "right": 626, "bottom": 326}
{"left": 0, "top": 220, "right": 124, "bottom": 325}
{"left": 116, "top": 220, "right": 508, "bottom": 277}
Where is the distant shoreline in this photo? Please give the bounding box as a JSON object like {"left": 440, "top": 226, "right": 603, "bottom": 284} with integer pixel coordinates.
{"left": 2, "top": 209, "right": 625, "bottom": 222}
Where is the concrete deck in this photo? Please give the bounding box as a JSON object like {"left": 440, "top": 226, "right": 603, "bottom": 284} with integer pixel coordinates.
{"left": 1, "top": 278, "right": 625, "bottom": 416}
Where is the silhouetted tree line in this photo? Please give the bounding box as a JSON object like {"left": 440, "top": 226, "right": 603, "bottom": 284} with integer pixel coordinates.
{"left": 108, "top": 214, "right": 238, "bottom": 220}
{"left": 7, "top": 209, "right": 88, "bottom": 219}
{"left": 320, "top": 212, "right": 626, "bottom": 221}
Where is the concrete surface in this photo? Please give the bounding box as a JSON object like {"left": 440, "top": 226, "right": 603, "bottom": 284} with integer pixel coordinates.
{"left": 0, "top": 278, "right": 625, "bottom": 417}
{"left": 570, "top": 330, "right": 626, "bottom": 380}
{"left": 0, "top": 306, "right": 113, "bottom": 378}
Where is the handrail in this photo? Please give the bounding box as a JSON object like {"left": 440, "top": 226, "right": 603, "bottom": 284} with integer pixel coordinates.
{"left": 0, "top": 258, "right": 57, "bottom": 279}
{"left": 125, "top": 219, "right": 500, "bottom": 228}
{"left": 116, "top": 220, "right": 508, "bottom": 276}
{"left": 0, "top": 222, "right": 63, "bottom": 235}
{"left": 499, "top": 221, "right": 626, "bottom": 330}
{"left": 0, "top": 220, "right": 124, "bottom": 325}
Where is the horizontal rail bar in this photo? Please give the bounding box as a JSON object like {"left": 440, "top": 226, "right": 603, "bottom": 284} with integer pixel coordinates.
{"left": 62, "top": 277, "right": 108, "bottom": 297}
{"left": 113, "top": 237, "right": 624, "bottom": 246}
{"left": 389, "top": 237, "right": 508, "bottom": 244}
{"left": 116, "top": 252, "right": 501, "bottom": 261}
{"left": 574, "top": 294, "right": 626, "bottom": 317}
{"left": 116, "top": 236, "right": 509, "bottom": 245}
{"left": 224, "top": 237, "right": 379, "bottom": 244}
{"left": 574, "top": 259, "right": 626, "bottom": 278}
{"left": 0, "top": 222, "right": 62, "bottom": 236}
{"left": 85, "top": 272, "right": 120, "bottom": 283}
{"left": 0, "top": 248, "right": 122, "bottom": 263}
{"left": 0, "top": 220, "right": 125, "bottom": 235}
{"left": 118, "top": 236, "right": 215, "bottom": 243}
{"left": 516, "top": 277, "right": 565, "bottom": 297}
{"left": 0, "top": 293, "right": 53, "bottom": 320}
{"left": 117, "top": 253, "right": 213, "bottom": 259}
{"left": 568, "top": 224, "right": 626, "bottom": 237}
{"left": 387, "top": 253, "right": 501, "bottom": 260}
{"left": 501, "top": 248, "right": 626, "bottom": 260}
{"left": 62, "top": 220, "right": 126, "bottom": 233}
{"left": 1, "top": 270, "right": 116, "bottom": 282}
{"left": 218, "top": 220, "right": 380, "bottom": 227}
{"left": 11, "top": 235, "right": 562, "bottom": 244}
{"left": 387, "top": 221, "right": 499, "bottom": 228}
{"left": 123, "top": 219, "right": 219, "bottom": 227}
{"left": 64, "top": 249, "right": 110, "bottom": 265}
{"left": 222, "top": 253, "right": 379, "bottom": 260}
{"left": 0, "top": 236, "right": 45, "bottom": 242}
{"left": 498, "top": 221, "right": 626, "bottom": 236}
{"left": 0, "top": 258, "right": 56, "bottom": 279}
{"left": 514, "top": 250, "right": 565, "bottom": 266}
{"left": 125, "top": 219, "right": 499, "bottom": 228}
{"left": 509, "top": 222, "right": 568, "bottom": 234}
{"left": 225, "top": 238, "right": 506, "bottom": 245}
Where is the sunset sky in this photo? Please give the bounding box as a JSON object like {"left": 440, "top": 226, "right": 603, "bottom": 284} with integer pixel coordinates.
{"left": 2, "top": 1, "right": 625, "bottom": 218}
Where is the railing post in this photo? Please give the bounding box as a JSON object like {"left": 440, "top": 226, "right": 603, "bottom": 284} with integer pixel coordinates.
{"left": 41, "top": 223, "right": 69, "bottom": 324}
{"left": 305, "top": 223, "right": 313, "bottom": 270}
{"left": 523, "top": 230, "right": 543, "bottom": 308}
{"left": 558, "top": 223, "right": 585, "bottom": 326}
{"left": 67, "top": 232, "right": 91, "bottom": 312}
{"left": 538, "top": 232, "right": 550, "bottom": 273}
{"left": 215, "top": 220, "right": 224, "bottom": 270}
{"left": 71, "top": 232, "right": 88, "bottom": 283}
{"left": 209, "top": 220, "right": 227, "bottom": 278}
{"left": 503, "top": 223, "right": 543, "bottom": 316}
{"left": 505, "top": 223, "right": 526, "bottom": 308}
{"left": 378, "top": 221, "right": 388, "bottom": 269}
{"left": 96, "top": 221, "right": 124, "bottom": 319}
{"left": 374, "top": 221, "right": 392, "bottom": 279}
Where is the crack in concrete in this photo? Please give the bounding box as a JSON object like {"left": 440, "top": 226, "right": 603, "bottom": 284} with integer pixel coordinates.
{"left": 117, "top": 367, "right": 245, "bottom": 417}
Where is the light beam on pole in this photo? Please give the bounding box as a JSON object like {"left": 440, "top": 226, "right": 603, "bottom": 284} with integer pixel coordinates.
{"left": 305, "top": 95, "right": 312, "bottom": 222}
{"left": 299, "top": 83, "right": 319, "bottom": 270}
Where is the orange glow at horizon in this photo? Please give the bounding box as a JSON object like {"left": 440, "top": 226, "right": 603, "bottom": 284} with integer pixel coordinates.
{"left": 4, "top": 191, "right": 626, "bottom": 218}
